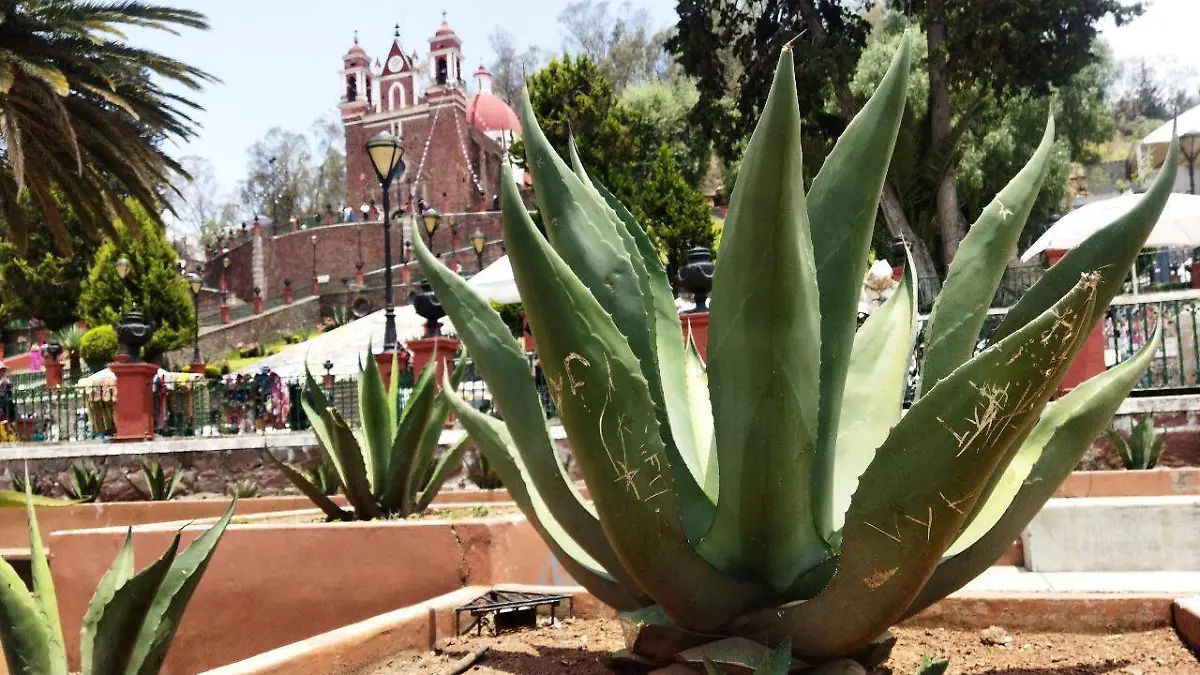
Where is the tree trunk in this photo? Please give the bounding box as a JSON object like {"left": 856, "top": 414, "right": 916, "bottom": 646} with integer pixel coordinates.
{"left": 927, "top": 16, "right": 966, "bottom": 269}
{"left": 880, "top": 186, "right": 938, "bottom": 282}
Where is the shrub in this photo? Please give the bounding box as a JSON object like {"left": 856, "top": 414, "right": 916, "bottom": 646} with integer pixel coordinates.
{"left": 79, "top": 325, "right": 118, "bottom": 371}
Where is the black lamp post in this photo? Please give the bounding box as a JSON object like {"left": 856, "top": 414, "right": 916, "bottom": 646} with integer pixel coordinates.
{"left": 422, "top": 208, "right": 441, "bottom": 249}
{"left": 677, "top": 247, "right": 714, "bottom": 313}
{"left": 471, "top": 228, "right": 486, "bottom": 271}
{"left": 366, "top": 130, "right": 406, "bottom": 351}
{"left": 188, "top": 272, "right": 203, "bottom": 363}
{"left": 310, "top": 234, "right": 318, "bottom": 280}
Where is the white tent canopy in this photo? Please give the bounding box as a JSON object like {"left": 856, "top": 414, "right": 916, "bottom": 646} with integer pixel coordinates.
{"left": 234, "top": 305, "right": 451, "bottom": 379}
{"left": 1142, "top": 104, "right": 1200, "bottom": 193}
{"left": 467, "top": 255, "right": 520, "bottom": 304}
{"left": 1021, "top": 193, "right": 1200, "bottom": 262}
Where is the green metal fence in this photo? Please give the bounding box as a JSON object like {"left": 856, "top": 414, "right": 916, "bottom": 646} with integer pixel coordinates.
{"left": 1103, "top": 289, "right": 1200, "bottom": 391}
{"left": 1, "top": 384, "right": 114, "bottom": 443}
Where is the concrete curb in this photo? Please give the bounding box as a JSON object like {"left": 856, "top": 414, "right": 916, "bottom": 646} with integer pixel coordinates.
{"left": 906, "top": 592, "right": 1176, "bottom": 632}
{"left": 1172, "top": 596, "right": 1200, "bottom": 651}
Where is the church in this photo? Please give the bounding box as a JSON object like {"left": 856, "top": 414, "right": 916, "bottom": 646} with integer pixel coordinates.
{"left": 340, "top": 18, "right": 522, "bottom": 217}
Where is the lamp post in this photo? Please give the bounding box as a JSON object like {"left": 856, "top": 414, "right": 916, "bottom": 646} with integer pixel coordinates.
{"left": 310, "top": 234, "right": 319, "bottom": 296}
{"left": 366, "top": 130, "right": 406, "bottom": 351}
{"left": 221, "top": 252, "right": 232, "bottom": 324}
{"left": 113, "top": 257, "right": 153, "bottom": 362}
{"left": 471, "top": 228, "right": 486, "bottom": 272}
{"left": 422, "top": 208, "right": 441, "bottom": 250}
{"left": 187, "top": 272, "right": 203, "bottom": 365}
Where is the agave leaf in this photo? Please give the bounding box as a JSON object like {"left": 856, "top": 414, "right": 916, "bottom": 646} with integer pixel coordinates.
{"left": 126, "top": 503, "right": 235, "bottom": 675}
{"left": 830, "top": 255, "right": 917, "bottom": 538}
{"left": 595, "top": 180, "right": 717, "bottom": 500}
{"left": 702, "top": 49, "right": 827, "bottom": 589}
{"left": 23, "top": 475, "right": 67, "bottom": 673}
{"left": 359, "top": 342, "right": 395, "bottom": 493}
{"left": 731, "top": 274, "right": 1099, "bottom": 660}
{"left": 441, "top": 380, "right": 650, "bottom": 610}
{"left": 262, "top": 451, "right": 352, "bottom": 521}
{"left": 992, "top": 135, "right": 1179, "bottom": 343}
{"left": 412, "top": 222, "right": 631, "bottom": 583}
{"left": 80, "top": 532, "right": 135, "bottom": 672}
{"left": 0, "top": 491, "right": 70, "bottom": 507}
{"left": 325, "top": 408, "right": 381, "bottom": 519}
{"left": 0, "top": 556, "right": 56, "bottom": 675}
{"left": 387, "top": 350, "right": 439, "bottom": 513}
{"left": 1105, "top": 428, "right": 1133, "bottom": 468}
{"left": 84, "top": 535, "right": 179, "bottom": 675}
{"left": 414, "top": 435, "right": 470, "bottom": 512}
{"left": 406, "top": 355, "right": 468, "bottom": 512}
{"left": 809, "top": 35, "right": 911, "bottom": 538}
{"left": 387, "top": 347, "right": 403, "bottom": 429}
{"left": 906, "top": 324, "right": 1160, "bottom": 617}
{"left": 918, "top": 115, "right": 1056, "bottom": 397}
{"left": 499, "top": 164, "right": 765, "bottom": 630}
{"left": 517, "top": 93, "right": 713, "bottom": 538}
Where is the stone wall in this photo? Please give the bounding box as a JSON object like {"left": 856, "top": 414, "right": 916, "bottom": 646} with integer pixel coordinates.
{"left": 163, "top": 297, "right": 321, "bottom": 366}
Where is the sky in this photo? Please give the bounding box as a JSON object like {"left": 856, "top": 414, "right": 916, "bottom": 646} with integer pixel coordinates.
{"left": 131, "top": 0, "right": 1196, "bottom": 205}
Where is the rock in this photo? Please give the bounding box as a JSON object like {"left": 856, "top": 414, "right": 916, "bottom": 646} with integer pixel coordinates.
{"left": 619, "top": 606, "right": 715, "bottom": 664}
{"left": 804, "top": 658, "right": 867, "bottom": 675}
{"left": 979, "top": 625, "right": 1013, "bottom": 646}
{"left": 649, "top": 666, "right": 699, "bottom": 675}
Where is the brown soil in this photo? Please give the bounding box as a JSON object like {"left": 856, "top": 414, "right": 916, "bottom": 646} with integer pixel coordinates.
{"left": 356, "top": 618, "right": 1200, "bottom": 675}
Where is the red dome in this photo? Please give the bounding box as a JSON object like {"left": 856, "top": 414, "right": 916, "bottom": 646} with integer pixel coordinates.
{"left": 466, "top": 92, "right": 520, "bottom": 133}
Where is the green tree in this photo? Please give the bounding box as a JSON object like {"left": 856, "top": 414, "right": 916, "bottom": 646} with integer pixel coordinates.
{"left": 639, "top": 144, "right": 716, "bottom": 276}
{"left": 671, "top": 0, "right": 1140, "bottom": 276}
{"left": 77, "top": 204, "right": 194, "bottom": 356}
{"left": 0, "top": 1, "right": 213, "bottom": 253}
{"left": 521, "top": 55, "right": 716, "bottom": 275}
{"left": 620, "top": 71, "right": 710, "bottom": 185}
{"left": 0, "top": 195, "right": 96, "bottom": 331}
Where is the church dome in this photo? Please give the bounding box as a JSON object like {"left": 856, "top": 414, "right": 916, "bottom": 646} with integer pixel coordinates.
{"left": 467, "top": 92, "right": 520, "bottom": 134}
{"left": 467, "top": 65, "right": 519, "bottom": 134}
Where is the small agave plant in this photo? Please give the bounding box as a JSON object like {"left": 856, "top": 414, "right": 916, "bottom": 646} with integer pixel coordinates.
{"left": 266, "top": 350, "right": 468, "bottom": 520}
{"left": 0, "top": 486, "right": 233, "bottom": 674}
{"left": 415, "top": 35, "right": 1177, "bottom": 669}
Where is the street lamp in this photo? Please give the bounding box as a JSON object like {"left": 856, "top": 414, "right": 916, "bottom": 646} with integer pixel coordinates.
{"left": 471, "top": 228, "right": 486, "bottom": 271}
{"left": 112, "top": 258, "right": 153, "bottom": 362}
{"left": 422, "top": 208, "right": 441, "bottom": 248}
{"left": 187, "top": 272, "right": 203, "bottom": 364}
{"left": 366, "top": 130, "right": 405, "bottom": 351}
{"left": 310, "top": 233, "right": 318, "bottom": 279}
{"left": 114, "top": 257, "right": 133, "bottom": 311}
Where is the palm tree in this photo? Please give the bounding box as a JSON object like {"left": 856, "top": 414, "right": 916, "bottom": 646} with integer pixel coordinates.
{"left": 0, "top": 1, "right": 214, "bottom": 254}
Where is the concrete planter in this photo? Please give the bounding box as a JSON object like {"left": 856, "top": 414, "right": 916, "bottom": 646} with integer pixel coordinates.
{"left": 1023, "top": 496, "right": 1200, "bottom": 572}
{"left": 1053, "top": 467, "right": 1200, "bottom": 498}
{"left": 199, "top": 585, "right": 610, "bottom": 675}
{"left": 47, "top": 513, "right": 568, "bottom": 674}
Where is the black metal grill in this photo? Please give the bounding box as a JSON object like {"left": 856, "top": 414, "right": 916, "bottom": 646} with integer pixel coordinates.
{"left": 454, "top": 589, "right": 571, "bottom": 636}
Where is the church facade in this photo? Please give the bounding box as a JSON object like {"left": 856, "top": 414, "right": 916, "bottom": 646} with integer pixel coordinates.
{"left": 340, "top": 20, "right": 521, "bottom": 218}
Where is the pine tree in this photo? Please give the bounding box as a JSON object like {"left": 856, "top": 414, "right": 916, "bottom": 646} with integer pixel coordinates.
{"left": 637, "top": 144, "right": 716, "bottom": 280}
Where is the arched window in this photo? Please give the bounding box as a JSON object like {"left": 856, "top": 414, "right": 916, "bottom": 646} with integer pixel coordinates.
{"left": 388, "top": 82, "right": 406, "bottom": 110}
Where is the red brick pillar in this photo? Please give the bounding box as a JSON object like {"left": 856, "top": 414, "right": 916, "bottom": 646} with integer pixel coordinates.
{"left": 110, "top": 359, "right": 157, "bottom": 441}
{"left": 406, "top": 337, "right": 461, "bottom": 385}
{"left": 355, "top": 265, "right": 365, "bottom": 289}
{"left": 284, "top": 284, "right": 293, "bottom": 305}
{"left": 373, "top": 350, "right": 410, "bottom": 391}
{"left": 44, "top": 360, "right": 64, "bottom": 389}
{"left": 680, "top": 312, "right": 711, "bottom": 361}
{"left": 1192, "top": 260, "right": 1200, "bottom": 290}
{"left": 1045, "top": 248, "right": 1107, "bottom": 395}
{"left": 520, "top": 312, "right": 536, "bottom": 353}
{"left": 311, "top": 277, "right": 319, "bottom": 296}
{"left": 253, "top": 291, "right": 264, "bottom": 314}
{"left": 220, "top": 305, "right": 231, "bottom": 325}
{"left": 188, "top": 362, "right": 207, "bottom": 375}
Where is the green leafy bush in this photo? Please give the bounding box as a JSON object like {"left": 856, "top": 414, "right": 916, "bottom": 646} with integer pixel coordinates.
{"left": 80, "top": 325, "right": 118, "bottom": 372}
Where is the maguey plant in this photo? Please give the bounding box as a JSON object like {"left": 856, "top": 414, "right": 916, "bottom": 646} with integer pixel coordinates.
{"left": 266, "top": 349, "right": 468, "bottom": 520}
{"left": 413, "top": 35, "right": 1176, "bottom": 670}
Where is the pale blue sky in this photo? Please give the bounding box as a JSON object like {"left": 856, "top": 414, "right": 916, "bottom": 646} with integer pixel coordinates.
{"left": 131, "top": 0, "right": 1194, "bottom": 202}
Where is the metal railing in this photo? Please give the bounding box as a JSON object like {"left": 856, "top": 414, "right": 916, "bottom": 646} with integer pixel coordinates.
{"left": 0, "top": 385, "right": 114, "bottom": 444}
{"left": 1104, "top": 289, "right": 1200, "bottom": 391}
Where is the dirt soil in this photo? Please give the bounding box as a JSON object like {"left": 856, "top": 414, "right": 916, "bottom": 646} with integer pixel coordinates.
{"left": 355, "top": 618, "right": 1200, "bottom": 675}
